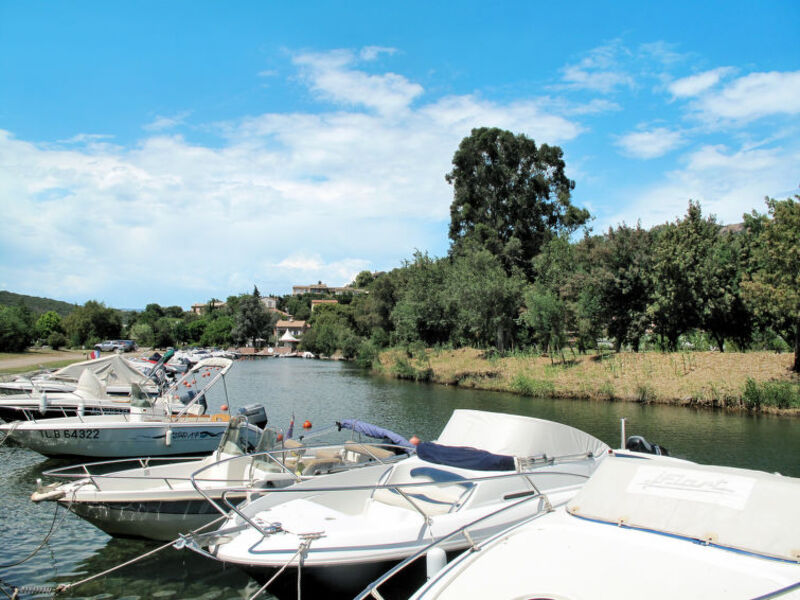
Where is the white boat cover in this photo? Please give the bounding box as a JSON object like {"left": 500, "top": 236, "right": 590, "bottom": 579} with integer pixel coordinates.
{"left": 435, "top": 409, "right": 609, "bottom": 459}
{"left": 567, "top": 458, "right": 800, "bottom": 562}
{"left": 74, "top": 370, "right": 110, "bottom": 399}
{"left": 51, "top": 355, "right": 151, "bottom": 387}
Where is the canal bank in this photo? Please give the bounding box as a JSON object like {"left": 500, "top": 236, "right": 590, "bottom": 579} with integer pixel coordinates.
{"left": 377, "top": 347, "right": 800, "bottom": 415}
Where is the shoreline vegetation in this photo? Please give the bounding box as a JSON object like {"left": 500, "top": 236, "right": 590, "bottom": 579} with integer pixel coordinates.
{"left": 376, "top": 347, "right": 800, "bottom": 416}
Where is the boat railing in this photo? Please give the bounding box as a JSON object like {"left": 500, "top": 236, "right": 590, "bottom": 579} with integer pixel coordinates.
{"left": 210, "top": 467, "right": 590, "bottom": 543}
{"left": 190, "top": 442, "right": 412, "bottom": 518}
{"left": 355, "top": 490, "right": 556, "bottom": 600}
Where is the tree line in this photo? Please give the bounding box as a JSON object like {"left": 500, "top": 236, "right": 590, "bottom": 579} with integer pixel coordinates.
{"left": 1, "top": 127, "right": 797, "bottom": 372}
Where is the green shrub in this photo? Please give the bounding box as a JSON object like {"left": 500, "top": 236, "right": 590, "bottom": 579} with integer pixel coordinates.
{"left": 509, "top": 374, "right": 555, "bottom": 398}
{"left": 742, "top": 378, "right": 800, "bottom": 410}
{"left": 599, "top": 380, "right": 616, "bottom": 401}
{"left": 635, "top": 383, "right": 656, "bottom": 403}
{"left": 47, "top": 331, "right": 68, "bottom": 350}
{"left": 391, "top": 357, "right": 432, "bottom": 382}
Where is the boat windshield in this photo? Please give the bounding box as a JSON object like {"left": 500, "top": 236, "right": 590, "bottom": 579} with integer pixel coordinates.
{"left": 129, "top": 383, "right": 153, "bottom": 408}
{"left": 218, "top": 417, "right": 249, "bottom": 456}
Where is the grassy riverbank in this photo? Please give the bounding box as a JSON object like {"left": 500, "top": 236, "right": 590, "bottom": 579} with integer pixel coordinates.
{"left": 377, "top": 347, "right": 800, "bottom": 414}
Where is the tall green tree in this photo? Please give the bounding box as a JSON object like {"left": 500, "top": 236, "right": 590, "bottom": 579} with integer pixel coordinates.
{"left": 594, "top": 224, "right": 654, "bottom": 352}
{"left": 231, "top": 294, "right": 272, "bottom": 347}
{"left": 648, "top": 202, "right": 720, "bottom": 350}
{"left": 447, "top": 245, "right": 525, "bottom": 350}
{"left": 0, "top": 305, "right": 35, "bottom": 351}
{"left": 741, "top": 197, "right": 800, "bottom": 371}
{"left": 446, "top": 127, "right": 589, "bottom": 279}
{"left": 63, "top": 300, "right": 122, "bottom": 346}
{"left": 35, "top": 310, "right": 64, "bottom": 340}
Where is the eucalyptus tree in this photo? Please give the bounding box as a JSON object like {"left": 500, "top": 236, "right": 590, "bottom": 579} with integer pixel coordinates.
{"left": 446, "top": 127, "right": 589, "bottom": 279}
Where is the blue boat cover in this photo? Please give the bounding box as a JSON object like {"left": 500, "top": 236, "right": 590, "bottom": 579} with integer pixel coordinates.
{"left": 417, "top": 441, "right": 515, "bottom": 471}
{"left": 338, "top": 419, "right": 414, "bottom": 449}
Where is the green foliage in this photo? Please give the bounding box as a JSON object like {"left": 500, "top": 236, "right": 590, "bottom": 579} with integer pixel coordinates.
{"left": 509, "top": 374, "right": 555, "bottom": 398}
{"left": 0, "top": 305, "right": 35, "bottom": 351}
{"left": 390, "top": 355, "right": 433, "bottom": 382}
{"left": 520, "top": 285, "right": 566, "bottom": 357}
{"left": 35, "top": 311, "right": 64, "bottom": 340}
{"left": 593, "top": 224, "right": 653, "bottom": 352}
{"left": 47, "top": 331, "right": 68, "bottom": 349}
{"left": 129, "top": 322, "right": 154, "bottom": 347}
{"left": 635, "top": 383, "right": 657, "bottom": 403}
{"left": 199, "top": 315, "right": 235, "bottom": 347}
{"left": 742, "top": 378, "right": 800, "bottom": 409}
{"left": 62, "top": 300, "right": 122, "bottom": 347}
{"left": 284, "top": 295, "right": 312, "bottom": 321}
{"left": 446, "top": 127, "right": 589, "bottom": 279}
{"left": 741, "top": 196, "right": 800, "bottom": 371}
{"left": 0, "top": 290, "right": 77, "bottom": 317}
{"left": 352, "top": 270, "right": 375, "bottom": 289}
{"left": 231, "top": 294, "right": 273, "bottom": 347}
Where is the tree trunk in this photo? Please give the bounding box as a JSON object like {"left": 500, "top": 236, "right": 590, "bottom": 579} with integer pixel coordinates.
{"left": 794, "top": 321, "right": 800, "bottom": 373}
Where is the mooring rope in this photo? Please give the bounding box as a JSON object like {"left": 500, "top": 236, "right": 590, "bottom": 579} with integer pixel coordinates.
{"left": 248, "top": 532, "right": 322, "bottom": 600}
{"left": 0, "top": 422, "right": 21, "bottom": 447}
{"left": 5, "top": 507, "right": 226, "bottom": 597}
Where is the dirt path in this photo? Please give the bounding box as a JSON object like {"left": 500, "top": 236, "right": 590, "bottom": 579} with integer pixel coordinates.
{"left": 0, "top": 350, "right": 88, "bottom": 371}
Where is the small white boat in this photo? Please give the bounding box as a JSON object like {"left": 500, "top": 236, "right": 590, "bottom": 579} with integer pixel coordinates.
{"left": 0, "top": 358, "right": 267, "bottom": 458}
{"left": 182, "top": 410, "right": 610, "bottom": 599}
{"left": 400, "top": 456, "right": 800, "bottom": 600}
{"left": 32, "top": 419, "right": 412, "bottom": 541}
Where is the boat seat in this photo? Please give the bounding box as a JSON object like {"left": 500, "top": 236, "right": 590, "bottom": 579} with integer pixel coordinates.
{"left": 299, "top": 457, "right": 344, "bottom": 476}
{"left": 344, "top": 441, "right": 396, "bottom": 461}
{"left": 372, "top": 466, "right": 474, "bottom": 516}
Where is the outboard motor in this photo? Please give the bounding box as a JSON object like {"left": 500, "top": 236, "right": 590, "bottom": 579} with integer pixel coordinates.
{"left": 237, "top": 404, "right": 268, "bottom": 428}
{"left": 625, "top": 435, "right": 669, "bottom": 456}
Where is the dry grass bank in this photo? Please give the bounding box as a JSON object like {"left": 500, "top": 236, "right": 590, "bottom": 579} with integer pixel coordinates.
{"left": 377, "top": 348, "right": 800, "bottom": 415}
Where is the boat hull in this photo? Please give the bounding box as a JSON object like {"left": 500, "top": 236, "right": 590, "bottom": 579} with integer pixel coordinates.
{"left": 66, "top": 496, "right": 246, "bottom": 541}
{"left": 3, "top": 421, "right": 237, "bottom": 458}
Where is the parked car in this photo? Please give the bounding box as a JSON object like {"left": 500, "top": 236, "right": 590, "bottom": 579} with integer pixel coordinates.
{"left": 94, "top": 340, "right": 136, "bottom": 353}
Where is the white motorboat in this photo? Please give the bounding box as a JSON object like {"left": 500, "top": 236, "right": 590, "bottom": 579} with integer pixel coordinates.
{"left": 0, "top": 354, "right": 163, "bottom": 396}
{"left": 31, "top": 419, "right": 411, "bottom": 541}
{"left": 182, "top": 410, "right": 610, "bottom": 599}
{"left": 0, "top": 354, "right": 178, "bottom": 423}
{"left": 0, "top": 358, "right": 267, "bottom": 458}
{"left": 397, "top": 456, "right": 800, "bottom": 600}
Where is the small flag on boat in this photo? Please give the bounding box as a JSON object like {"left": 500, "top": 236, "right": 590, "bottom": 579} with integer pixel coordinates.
{"left": 286, "top": 413, "right": 295, "bottom": 439}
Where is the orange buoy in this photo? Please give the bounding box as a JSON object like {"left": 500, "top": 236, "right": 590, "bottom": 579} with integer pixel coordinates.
{"left": 409, "top": 435, "right": 420, "bottom": 446}
{"left": 220, "top": 404, "right": 228, "bottom": 411}
{"left": 302, "top": 420, "right": 312, "bottom": 429}
{"left": 276, "top": 433, "right": 284, "bottom": 441}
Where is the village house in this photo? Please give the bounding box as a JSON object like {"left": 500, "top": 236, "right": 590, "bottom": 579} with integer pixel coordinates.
{"left": 190, "top": 300, "right": 226, "bottom": 315}
{"left": 292, "top": 282, "right": 367, "bottom": 296}
{"left": 274, "top": 319, "right": 309, "bottom": 351}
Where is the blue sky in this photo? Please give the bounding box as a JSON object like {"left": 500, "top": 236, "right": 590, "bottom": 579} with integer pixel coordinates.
{"left": 1, "top": 1, "right": 798, "bottom": 309}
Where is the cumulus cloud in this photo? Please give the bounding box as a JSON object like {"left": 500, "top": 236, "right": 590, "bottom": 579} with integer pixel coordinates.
{"left": 693, "top": 70, "right": 800, "bottom": 123}
{"left": 603, "top": 142, "right": 800, "bottom": 230}
{"left": 0, "top": 48, "right": 583, "bottom": 307}
{"left": 616, "top": 127, "right": 684, "bottom": 159}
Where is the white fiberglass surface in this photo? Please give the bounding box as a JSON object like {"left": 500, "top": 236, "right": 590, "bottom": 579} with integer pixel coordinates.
{"left": 414, "top": 510, "right": 800, "bottom": 600}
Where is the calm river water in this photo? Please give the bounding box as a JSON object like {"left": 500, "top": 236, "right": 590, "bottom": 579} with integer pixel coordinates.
{"left": 1, "top": 358, "right": 798, "bottom": 599}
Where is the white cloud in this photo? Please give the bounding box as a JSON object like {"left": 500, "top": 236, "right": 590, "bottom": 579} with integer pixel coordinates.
{"left": 293, "top": 49, "right": 423, "bottom": 115}
{"left": 143, "top": 111, "right": 191, "bottom": 131}
{"left": 616, "top": 127, "right": 684, "bottom": 159}
{"left": 559, "top": 41, "right": 636, "bottom": 93}
{"left": 693, "top": 70, "right": 800, "bottom": 123}
{"left": 0, "top": 48, "right": 584, "bottom": 307}
{"left": 603, "top": 142, "right": 800, "bottom": 230}
{"left": 668, "top": 67, "right": 735, "bottom": 98}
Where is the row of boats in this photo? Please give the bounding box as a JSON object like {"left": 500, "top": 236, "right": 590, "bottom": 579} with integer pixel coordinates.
{"left": 0, "top": 356, "right": 798, "bottom": 599}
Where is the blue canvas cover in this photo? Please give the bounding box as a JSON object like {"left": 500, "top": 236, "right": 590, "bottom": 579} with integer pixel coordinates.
{"left": 338, "top": 419, "right": 413, "bottom": 449}
{"left": 417, "top": 441, "right": 515, "bottom": 471}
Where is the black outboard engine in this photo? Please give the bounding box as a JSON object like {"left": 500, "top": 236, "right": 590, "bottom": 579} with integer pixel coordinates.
{"left": 237, "top": 404, "right": 268, "bottom": 428}
{"left": 626, "top": 435, "right": 669, "bottom": 456}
